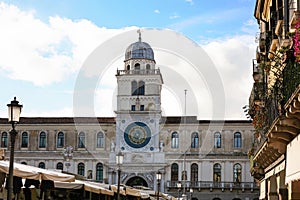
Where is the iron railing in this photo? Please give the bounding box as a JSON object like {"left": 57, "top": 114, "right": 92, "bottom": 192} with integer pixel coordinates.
{"left": 166, "top": 181, "right": 258, "bottom": 191}
{"left": 116, "top": 69, "right": 160, "bottom": 75}
{"left": 283, "top": 61, "right": 300, "bottom": 104}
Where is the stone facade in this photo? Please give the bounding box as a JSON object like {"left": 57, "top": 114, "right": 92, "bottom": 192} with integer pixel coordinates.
{"left": 0, "top": 34, "right": 259, "bottom": 200}
{"left": 0, "top": 117, "right": 259, "bottom": 200}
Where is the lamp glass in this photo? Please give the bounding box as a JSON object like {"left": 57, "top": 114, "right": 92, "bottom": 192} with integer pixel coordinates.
{"left": 177, "top": 182, "right": 181, "bottom": 188}
{"left": 156, "top": 171, "right": 162, "bottom": 180}
{"left": 116, "top": 151, "right": 124, "bottom": 165}
{"left": 7, "top": 97, "right": 22, "bottom": 123}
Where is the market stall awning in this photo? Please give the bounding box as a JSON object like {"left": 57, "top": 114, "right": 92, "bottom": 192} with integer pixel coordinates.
{"left": 80, "top": 180, "right": 114, "bottom": 196}
{"left": 110, "top": 184, "right": 126, "bottom": 196}
{"left": 0, "top": 161, "right": 75, "bottom": 182}
{"left": 54, "top": 180, "right": 114, "bottom": 196}
{"left": 54, "top": 181, "right": 83, "bottom": 190}
{"left": 126, "top": 187, "right": 141, "bottom": 197}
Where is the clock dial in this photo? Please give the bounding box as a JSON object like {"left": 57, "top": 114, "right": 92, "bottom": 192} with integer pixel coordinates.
{"left": 124, "top": 122, "right": 151, "bottom": 148}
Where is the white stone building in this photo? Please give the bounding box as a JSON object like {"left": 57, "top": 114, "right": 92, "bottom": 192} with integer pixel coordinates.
{"left": 0, "top": 34, "right": 259, "bottom": 200}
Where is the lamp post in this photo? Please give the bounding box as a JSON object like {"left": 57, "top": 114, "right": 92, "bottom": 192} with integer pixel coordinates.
{"left": 116, "top": 151, "right": 124, "bottom": 200}
{"left": 189, "top": 188, "right": 193, "bottom": 200}
{"left": 7, "top": 97, "right": 22, "bottom": 200}
{"left": 177, "top": 182, "right": 181, "bottom": 200}
{"left": 156, "top": 171, "right": 162, "bottom": 200}
{"left": 63, "top": 145, "right": 73, "bottom": 172}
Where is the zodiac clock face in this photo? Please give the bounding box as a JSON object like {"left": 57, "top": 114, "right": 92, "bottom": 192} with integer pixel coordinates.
{"left": 124, "top": 122, "right": 151, "bottom": 148}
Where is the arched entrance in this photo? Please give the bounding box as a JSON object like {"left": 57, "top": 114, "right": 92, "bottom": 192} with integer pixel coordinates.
{"left": 126, "top": 176, "right": 148, "bottom": 187}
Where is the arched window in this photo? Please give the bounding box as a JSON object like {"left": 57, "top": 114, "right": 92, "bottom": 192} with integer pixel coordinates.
{"left": 57, "top": 132, "right": 64, "bottom": 148}
{"left": 214, "top": 132, "right": 221, "bottom": 148}
{"left": 191, "top": 163, "right": 198, "bottom": 185}
{"left": 1, "top": 132, "right": 8, "bottom": 148}
{"left": 126, "top": 65, "right": 130, "bottom": 70}
{"left": 171, "top": 132, "right": 179, "bottom": 148}
{"left": 146, "top": 64, "right": 151, "bottom": 73}
{"left": 97, "top": 132, "right": 104, "bottom": 148}
{"left": 171, "top": 163, "right": 178, "bottom": 181}
{"left": 138, "top": 81, "right": 145, "bottom": 95}
{"left": 96, "top": 163, "right": 103, "bottom": 181}
{"left": 39, "top": 131, "right": 46, "bottom": 148}
{"left": 191, "top": 132, "right": 199, "bottom": 148}
{"left": 78, "top": 163, "right": 85, "bottom": 176}
{"left": 213, "top": 163, "right": 221, "bottom": 182}
{"left": 234, "top": 132, "right": 242, "bottom": 148}
{"left": 134, "top": 63, "right": 140, "bottom": 71}
{"left": 233, "top": 163, "right": 242, "bottom": 183}
{"left": 131, "top": 81, "right": 138, "bottom": 95}
{"left": 38, "top": 162, "right": 45, "bottom": 169}
{"left": 56, "top": 162, "right": 63, "bottom": 170}
{"left": 21, "top": 132, "right": 28, "bottom": 148}
{"left": 21, "top": 162, "right": 27, "bottom": 165}
{"left": 78, "top": 132, "right": 85, "bottom": 148}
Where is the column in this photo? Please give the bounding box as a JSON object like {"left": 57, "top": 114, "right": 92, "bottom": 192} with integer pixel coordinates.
{"left": 277, "top": 171, "right": 288, "bottom": 200}
{"left": 268, "top": 175, "right": 279, "bottom": 200}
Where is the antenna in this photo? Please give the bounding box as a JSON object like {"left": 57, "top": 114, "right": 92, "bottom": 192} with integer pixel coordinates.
{"left": 137, "top": 29, "right": 142, "bottom": 42}
{"left": 183, "top": 89, "right": 187, "bottom": 197}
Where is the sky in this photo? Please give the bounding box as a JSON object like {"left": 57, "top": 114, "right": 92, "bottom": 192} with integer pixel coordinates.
{"left": 0, "top": 0, "right": 258, "bottom": 120}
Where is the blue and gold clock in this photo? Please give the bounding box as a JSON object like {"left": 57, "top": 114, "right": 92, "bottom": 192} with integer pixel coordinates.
{"left": 124, "top": 122, "right": 151, "bottom": 148}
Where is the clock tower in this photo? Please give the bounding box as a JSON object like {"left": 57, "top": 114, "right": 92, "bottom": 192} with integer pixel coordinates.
{"left": 115, "top": 31, "right": 163, "bottom": 153}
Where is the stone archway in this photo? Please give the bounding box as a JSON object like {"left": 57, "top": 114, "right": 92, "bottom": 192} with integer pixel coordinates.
{"left": 126, "top": 176, "right": 148, "bottom": 187}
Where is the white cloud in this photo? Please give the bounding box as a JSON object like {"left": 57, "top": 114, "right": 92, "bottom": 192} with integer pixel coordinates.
{"left": 0, "top": 3, "right": 134, "bottom": 86}
{"left": 202, "top": 34, "right": 256, "bottom": 119}
{"left": 24, "top": 107, "right": 74, "bottom": 117}
{"left": 185, "top": 0, "right": 194, "bottom": 5}
{"left": 169, "top": 14, "right": 180, "bottom": 19}
{"left": 0, "top": 3, "right": 256, "bottom": 120}
{"left": 154, "top": 9, "right": 160, "bottom": 14}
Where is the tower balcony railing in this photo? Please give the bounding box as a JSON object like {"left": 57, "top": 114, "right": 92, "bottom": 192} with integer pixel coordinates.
{"left": 166, "top": 181, "right": 258, "bottom": 191}
{"left": 116, "top": 69, "right": 160, "bottom": 75}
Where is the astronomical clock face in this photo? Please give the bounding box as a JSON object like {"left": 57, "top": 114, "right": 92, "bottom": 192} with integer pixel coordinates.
{"left": 124, "top": 122, "right": 151, "bottom": 148}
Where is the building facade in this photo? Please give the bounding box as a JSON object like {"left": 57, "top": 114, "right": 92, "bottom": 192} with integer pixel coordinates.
{"left": 248, "top": 0, "right": 300, "bottom": 199}
{"left": 0, "top": 33, "right": 258, "bottom": 200}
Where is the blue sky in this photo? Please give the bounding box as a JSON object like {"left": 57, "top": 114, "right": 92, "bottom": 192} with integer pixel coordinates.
{"left": 6, "top": 0, "right": 255, "bottom": 40}
{"left": 0, "top": 0, "right": 258, "bottom": 119}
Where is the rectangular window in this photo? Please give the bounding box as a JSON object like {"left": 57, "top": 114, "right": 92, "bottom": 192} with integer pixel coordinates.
{"left": 131, "top": 105, "right": 136, "bottom": 111}
{"left": 140, "top": 105, "right": 144, "bottom": 111}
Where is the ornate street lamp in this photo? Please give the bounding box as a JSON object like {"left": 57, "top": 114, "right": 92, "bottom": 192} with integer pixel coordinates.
{"left": 116, "top": 151, "right": 124, "bottom": 200}
{"left": 63, "top": 146, "right": 73, "bottom": 172}
{"left": 189, "top": 188, "right": 193, "bottom": 200}
{"left": 177, "top": 182, "right": 182, "bottom": 200}
{"left": 156, "top": 171, "right": 162, "bottom": 200}
{"left": 7, "top": 97, "right": 22, "bottom": 200}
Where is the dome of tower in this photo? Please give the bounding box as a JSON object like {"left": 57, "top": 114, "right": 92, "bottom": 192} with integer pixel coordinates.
{"left": 125, "top": 31, "right": 155, "bottom": 61}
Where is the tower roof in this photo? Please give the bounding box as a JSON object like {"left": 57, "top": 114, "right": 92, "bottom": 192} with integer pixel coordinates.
{"left": 124, "top": 30, "right": 155, "bottom": 61}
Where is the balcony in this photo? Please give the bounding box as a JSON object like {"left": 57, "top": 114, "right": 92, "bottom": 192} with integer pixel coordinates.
{"left": 166, "top": 181, "right": 258, "bottom": 191}
{"left": 116, "top": 69, "right": 161, "bottom": 76}
{"left": 249, "top": 61, "right": 300, "bottom": 134}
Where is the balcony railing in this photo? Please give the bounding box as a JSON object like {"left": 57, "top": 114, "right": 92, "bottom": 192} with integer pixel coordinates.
{"left": 166, "top": 181, "right": 258, "bottom": 191}
{"left": 116, "top": 69, "right": 160, "bottom": 75}
{"left": 283, "top": 62, "right": 300, "bottom": 104}
{"left": 251, "top": 61, "right": 300, "bottom": 136}
{"left": 264, "top": 78, "right": 283, "bottom": 131}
